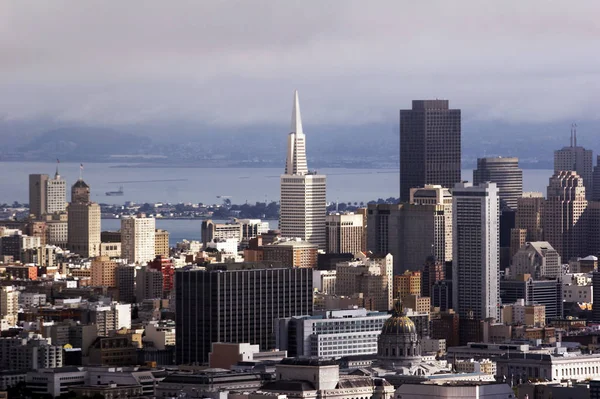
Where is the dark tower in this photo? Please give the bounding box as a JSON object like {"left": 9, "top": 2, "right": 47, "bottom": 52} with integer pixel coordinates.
{"left": 400, "top": 100, "right": 461, "bottom": 202}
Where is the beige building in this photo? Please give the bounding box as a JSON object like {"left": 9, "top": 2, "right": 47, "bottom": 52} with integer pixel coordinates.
{"left": 544, "top": 171, "right": 588, "bottom": 261}
{"left": 99, "top": 242, "right": 121, "bottom": 258}
{"left": 502, "top": 299, "right": 545, "bottom": 327}
{"left": 44, "top": 213, "right": 68, "bottom": 247}
{"left": 279, "top": 91, "right": 327, "bottom": 250}
{"left": 394, "top": 270, "right": 422, "bottom": 300}
{"left": 455, "top": 359, "right": 497, "bottom": 375}
{"left": 121, "top": 216, "right": 156, "bottom": 264}
{"left": 201, "top": 219, "right": 242, "bottom": 246}
{"left": 0, "top": 286, "right": 19, "bottom": 328}
{"left": 91, "top": 256, "right": 118, "bottom": 287}
{"left": 403, "top": 294, "right": 431, "bottom": 314}
{"left": 67, "top": 179, "right": 101, "bottom": 258}
{"left": 155, "top": 229, "right": 170, "bottom": 257}
{"left": 325, "top": 213, "right": 364, "bottom": 254}
{"left": 512, "top": 241, "right": 561, "bottom": 279}
{"left": 262, "top": 238, "right": 318, "bottom": 268}
{"left": 46, "top": 170, "right": 67, "bottom": 214}
{"left": 335, "top": 253, "right": 393, "bottom": 311}
{"left": 509, "top": 228, "right": 527, "bottom": 259}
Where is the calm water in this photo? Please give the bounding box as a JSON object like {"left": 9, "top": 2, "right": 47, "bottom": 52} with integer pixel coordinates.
{"left": 0, "top": 161, "right": 555, "bottom": 245}
{"left": 0, "top": 161, "right": 552, "bottom": 205}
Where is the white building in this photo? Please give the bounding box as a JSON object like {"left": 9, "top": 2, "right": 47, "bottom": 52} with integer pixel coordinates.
{"left": 455, "top": 358, "right": 497, "bottom": 375}
{"left": 19, "top": 292, "right": 47, "bottom": 307}
{"left": 279, "top": 91, "right": 327, "bottom": 250}
{"left": 452, "top": 182, "right": 500, "bottom": 320}
{"left": 563, "top": 284, "right": 593, "bottom": 303}
{"left": 26, "top": 367, "right": 87, "bottom": 398}
{"left": 275, "top": 308, "right": 390, "bottom": 358}
{"left": 205, "top": 237, "right": 239, "bottom": 255}
{"left": 121, "top": 216, "right": 156, "bottom": 264}
{"left": 312, "top": 269, "right": 336, "bottom": 294}
{"left": 143, "top": 320, "right": 175, "bottom": 350}
{"left": 497, "top": 352, "right": 600, "bottom": 382}
{"left": 325, "top": 213, "right": 364, "bottom": 254}
{"left": 0, "top": 286, "right": 19, "bottom": 328}
{"left": 46, "top": 169, "right": 67, "bottom": 214}
{"left": 393, "top": 382, "right": 513, "bottom": 399}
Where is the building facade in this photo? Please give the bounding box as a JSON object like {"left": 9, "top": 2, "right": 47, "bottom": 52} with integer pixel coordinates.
{"left": 279, "top": 91, "right": 327, "bottom": 249}
{"left": 155, "top": 229, "right": 170, "bottom": 257}
{"left": 67, "top": 179, "right": 101, "bottom": 258}
{"left": 335, "top": 254, "right": 393, "bottom": 311}
{"left": 452, "top": 182, "right": 500, "bottom": 320}
{"left": 262, "top": 238, "right": 318, "bottom": 268}
{"left": 473, "top": 157, "right": 523, "bottom": 210}
{"left": 90, "top": 256, "right": 118, "bottom": 287}
{"left": 175, "top": 264, "right": 313, "bottom": 364}
{"left": 325, "top": 213, "right": 364, "bottom": 254}
{"left": 554, "top": 126, "right": 594, "bottom": 200}
{"left": 121, "top": 216, "right": 156, "bottom": 264}
{"left": 28, "top": 174, "right": 49, "bottom": 219}
{"left": 400, "top": 100, "right": 461, "bottom": 202}
{"left": 511, "top": 241, "right": 561, "bottom": 279}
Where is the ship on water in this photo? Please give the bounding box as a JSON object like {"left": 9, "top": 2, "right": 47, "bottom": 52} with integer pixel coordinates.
{"left": 106, "top": 186, "right": 124, "bottom": 196}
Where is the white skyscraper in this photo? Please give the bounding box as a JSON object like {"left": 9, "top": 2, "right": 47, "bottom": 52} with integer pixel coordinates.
{"left": 121, "top": 216, "right": 156, "bottom": 264}
{"left": 280, "top": 91, "right": 327, "bottom": 249}
{"left": 46, "top": 167, "right": 67, "bottom": 214}
{"left": 452, "top": 182, "right": 500, "bottom": 321}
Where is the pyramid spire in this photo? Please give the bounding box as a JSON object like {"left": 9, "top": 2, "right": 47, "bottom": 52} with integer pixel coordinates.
{"left": 291, "top": 90, "right": 303, "bottom": 135}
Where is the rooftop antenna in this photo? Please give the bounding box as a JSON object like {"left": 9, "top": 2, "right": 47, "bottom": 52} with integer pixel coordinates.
{"left": 79, "top": 163, "right": 83, "bottom": 180}
{"left": 570, "top": 124, "right": 574, "bottom": 147}
{"left": 573, "top": 123, "right": 578, "bottom": 147}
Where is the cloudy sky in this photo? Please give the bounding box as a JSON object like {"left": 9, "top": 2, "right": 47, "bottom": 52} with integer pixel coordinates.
{"left": 1, "top": 1, "right": 599, "bottom": 127}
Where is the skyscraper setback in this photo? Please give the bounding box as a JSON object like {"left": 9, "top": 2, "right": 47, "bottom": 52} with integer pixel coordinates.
{"left": 400, "top": 100, "right": 461, "bottom": 202}
{"left": 279, "top": 91, "right": 327, "bottom": 249}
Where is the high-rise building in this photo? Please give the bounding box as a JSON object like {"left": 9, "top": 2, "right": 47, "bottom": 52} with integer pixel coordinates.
{"left": 473, "top": 157, "right": 523, "bottom": 210}
{"left": 593, "top": 156, "right": 600, "bottom": 202}
{"left": 262, "top": 238, "right": 318, "bottom": 268}
{"left": 136, "top": 266, "right": 163, "bottom": 301}
{"left": 421, "top": 255, "right": 445, "bottom": 297}
{"left": 155, "top": 229, "right": 170, "bottom": 257}
{"left": 452, "top": 182, "right": 500, "bottom": 321}
{"left": 175, "top": 264, "right": 312, "bottom": 364}
{"left": 325, "top": 213, "right": 364, "bottom": 254}
{"left": 115, "top": 265, "right": 136, "bottom": 303}
{"left": 394, "top": 270, "right": 421, "bottom": 300}
{"left": 543, "top": 171, "right": 588, "bottom": 261}
{"left": 45, "top": 213, "right": 68, "bottom": 247}
{"left": 367, "top": 204, "right": 402, "bottom": 273}
{"left": 554, "top": 125, "right": 593, "bottom": 200}
{"left": 500, "top": 275, "right": 563, "bottom": 321}
{"left": 592, "top": 272, "right": 600, "bottom": 322}
{"left": 67, "top": 179, "right": 101, "bottom": 258}
{"left": 279, "top": 91, "right": 327, "bottom": 249}
{"left": 515, "top": 192, "right": 545, "bottom": 241}
{"left": 148, "top": 255, "right": 175, "bottom": 296}
{"left": 201, "top": 219, "right": 242, "bottom": 246}
{"left": 121, "top": 216, "right": 156, "bottom": 264}
{"left": 400, "top": 100, "right": 461, "bottom": 202}
{"left": 0, "top": 286, "right": 19, "bottom": 328}
{"left": 46, "top": 168, "right": 67, "bottom": 214}
{"left": 29, "top": 174, "right": 49, "bottom": 219}
{"left": 91, "top": 256, "right": 118, "bottom": 287}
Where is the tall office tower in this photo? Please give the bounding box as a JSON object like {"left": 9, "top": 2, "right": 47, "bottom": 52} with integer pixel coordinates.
{"left": 593, "top": 156, "right": 600, "bottom": 201}
{"left": 46, "top": 168, "right": 67, "bottom": 214}
{"left": 121, "top": 216, "right": 156, "bottom": 264}
{"left": 403, "top": 185, "right": 453, "bottom": 268}
{"left": 90, "top": 256, "right": 118, "bottom": 287}
{"left": 452, "top": 182, "right": 500, "bottom": 321}
{"left": 29, "top": 174, "right": 49, "bottom": 219}
{"left": 587, "top": 201, "right": 600, "bottom": 258}
{"left": 515, "top": 192, "right": 545, "bottom": 242}
{"left": 399, "top": 100, "right": 461, "bottom": 202}
{"left": 543, "top": 171, "right": 588, "bottom": 261}
{"left": 115, "top": 265, "right": 136, "bottom": 303}
{"left": 554, "top": 125, "right": 593, "bottom": 199}
{"left": 154, "top": 229, "right": 170, "bottom": 257}
{"left": 175, "top": 264, "right": 312, "bottom": 364}
{"left": 67, "top": 179, "right": 101, "bottom": 258}
{"left": 325, "top": 213, "right": 364, "bottom": 254}
{"left": 500, "top": 275, "right": 563, "bottom": 321}
{"left": 367, "top": 204, "right": 402, "bottom": 273}
{"left": 473, "top": 157, "right": 523, "bottom": 210}
{"left": 279, "top": 91, "right": 327, "bottom": 249}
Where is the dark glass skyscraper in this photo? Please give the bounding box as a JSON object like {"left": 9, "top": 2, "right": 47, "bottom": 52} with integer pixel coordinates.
{"left": 473, "top": 157, "right": 523, "bottom": 210}
{"left": 400, "top": 100, "right": 461, "bottom": 202}
{"left": 175, "top": 264, "right": 312, "bottom": 364}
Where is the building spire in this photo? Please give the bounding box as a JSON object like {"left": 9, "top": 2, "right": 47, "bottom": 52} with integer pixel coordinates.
{"left": 291, "top": 90, "right": 303, "bottom": 135}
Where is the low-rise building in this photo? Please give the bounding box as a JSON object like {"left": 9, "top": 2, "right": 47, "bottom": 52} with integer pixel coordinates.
{"left": 143, "top": 320, "right": 175, "bottom": 350}
{"left": 455, "top": 359, "right": 497, "bottom": 375}
{"left": 393, "top": 382, "right": 513, "bottom": 399}
{"left": 262, "top": 238, "right": 318, "bottom": 269}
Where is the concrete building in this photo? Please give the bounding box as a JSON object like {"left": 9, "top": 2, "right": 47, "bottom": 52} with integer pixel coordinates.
{"left": 275, "top": 308, "right": 390, "bottom": 358}
{"left": 554, "top": 125, "right": 594, "bottom": 199}
{"left": 67, "top": 179, "right": 101, "bottom": 258}
{"left": 45, "top": 212, "right": 68, "bottom": 247}
{"left": 82, "top": 303, "right": 131, "bottom": 336}
{"left": 335, "top": 254, "right": 393, "bottom": 311}
{"left": 135, "top": 266, "right": 163, "bottom": 301}
{"left": 498, "top": 352, "right": 600, "bottom": 382}
{"left": 515, "top": 192, "right": 545, "bottom": 242}
{"left": 410, "top": 185, "right": 453, "bottom": 262}
{"left": 403, "top": 294, "right": 431, "bottom": 314}
{"left": 594, "top": 155, "right": 600, "bottom": 201}
{"left": 453, "top": 182, "right": 500, "bottom": 320}
{"left": 121, "top": 215, "right": 156, "bottom": 264}
{"left": 312, "top": 269, "right": 337, "bottom": 294}
{"left": 0, "top": 286, "right": 19, "bottom": 328}
{"left": 367, "top": 203, "right": 403, "bottom": 273}
{"left": 208, "top": 342, "right": 286, "bottom": 370}
{"left": 237, "top": 218, "right": 270, "bottom": 242}
{"left": 115, "top": 265, "right": 136, "bottom": 303}
{"left": 394, "top": 270, "right": 422, "bottom": 300}
{"left": 455, "top": 359, "right": 497, "bottom": 375}
{"left": 175, "top": 264, "right": 312, "bottom": 364}
{"left": 502, "top": 299, "right": 545, "bottom": 327}
{"left": 90, "top": 255, "right": 118, "bottom": 287}
{"left": 592, "top": 272, "right": 600, "bottom": 322}
{"left": 500, "top": 275, "right": 563, "bottom": 321}
{"left": 279, "top": 91, "right": 327, "bottom": 250}
{"left": 154, "top": 229, "right": 170, "bottom": 257}
{"left": 544, "top": 171, "right": 588, "bottom": 261}
{"left": 421, "top": 255, "right": 445, "bottom": 297}
{"left": 393, "top": 382, "right": 513, "bottom": 399}
{"left": 511, "top": 241, "right": 561, "bottom": 279}
{"left": 29, "top": 174, "right": 49, "bottom": 219}
{"left": 148, "top": 255, "right": 175, "bottom": 296}
{"left": 400, "top": 100, "right": 461, "bottom": 202}
{"left": 325, "top": 213, "right": 364, "bottom": 254}
{"left": 473, "top": 157, "right": 523, "bottom": 210}
{"left": 143, "top": 320, "right": 175, "bottom": 350}
{"left": 26, "top": 367, "right": 87, "bottom": 398}
{"left": 201, "top": 219, "right": 243, "bottom": 246}
{"left": 262, "top": 238, "right": 318, "bottom": 268}
{"left": 46, "top": 169, "right": 67, "bottom": 214}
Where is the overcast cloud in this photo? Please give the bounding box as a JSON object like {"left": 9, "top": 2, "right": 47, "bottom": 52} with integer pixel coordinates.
{"left": 1, "top": 1, "right": 599, "bottom": 127}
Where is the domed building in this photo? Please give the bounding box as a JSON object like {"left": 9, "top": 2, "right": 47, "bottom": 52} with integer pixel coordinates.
{"left": 377, "top": 300, "right": 422, "bottom": 369}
